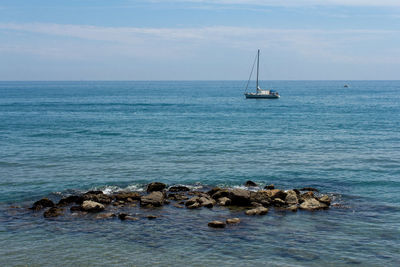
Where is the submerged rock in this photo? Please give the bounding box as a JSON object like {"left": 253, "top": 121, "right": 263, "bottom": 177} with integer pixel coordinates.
{"left": 58, "top": 195, "right": 83, "bottom": 206}
{"left": 244, "top": 180, "right": 257, "bottom": 187}
{"left": 226, "top": 218, "right": 241, "bottom": 224}
{"left": 299, "top": 187, "right": 319, "bottom": 192}
{"left": 147, "top": 215, "right": 158, "bottom": 220}
{"left": 146, "top": 182, "right": 166, "bottom": 193}
{"left": 245, "top": 207, "right": 268, "bottom": 216}
{"left": 44, "top": 207, "right": 63, "bottom": 218}
{"left": 118, "top": 213, "right": 139, "bottom": 221}
{"left": 96, "top": 213, "right": 116, "bottom": 219}
{"left": 208, "top": 220, "right": 226, "bottom": 228}
{"left": 81, "top": 200, "right": 105, "bottom": 212}
{"left": 140, "top": 191, "right": 165, "bottom": 207}
{"left": 31, "top": 198, "right": 54, "bottom": 210}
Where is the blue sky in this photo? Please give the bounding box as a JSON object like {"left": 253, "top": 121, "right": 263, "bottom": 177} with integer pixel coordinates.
{"left": 0, "top": 0, "right": 399, "bottom": 80}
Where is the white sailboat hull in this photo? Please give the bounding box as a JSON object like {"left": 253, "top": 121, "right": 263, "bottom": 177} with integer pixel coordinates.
{"left": 244, "top": 93, "right": 280, "bottom": 99}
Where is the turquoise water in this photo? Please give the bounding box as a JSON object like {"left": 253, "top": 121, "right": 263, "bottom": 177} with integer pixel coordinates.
{"left": 0, "top": 81, "right": 399, "bottom": 266}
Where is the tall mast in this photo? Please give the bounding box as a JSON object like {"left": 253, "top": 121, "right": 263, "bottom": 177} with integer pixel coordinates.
{"left": 256, "top": 49, "right": 259, "bottom": 90}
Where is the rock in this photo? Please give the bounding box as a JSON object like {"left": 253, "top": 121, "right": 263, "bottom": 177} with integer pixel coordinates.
{"left": 43, "top": 207, "right": 63, "bottom": 218}
{"left": 226, "top": 218, "right": 241, "bottom": 224}
{"left": 81, "top": 200, "right": 105, "bottom": 212}
{"left": 299, "top": 191, "right": 315, "bottom": 203}
{"left": 70, "top": 205, "right": 82, "bottom": 212}
{"left": 264, "top": 184, "right": 275, "bottom": 190}
{"left": 146, "top": 182, "right": 166, "bottom": 193}
{"left": 299, "top": 198, "right": 328, "bottom": 211}
{"left": 185, "top": 196, "right": 200, "bottom": 207}
{"left": 57, "top": 195, "right": 83, "bottom": 206}
{"left": 250, "top": 190, "right": 271, "bottom": 204}
{"left": 211, "top": 189, "right": 230, "bottom": 200}
{"left": 147, "top": 215, "right": 157, "bottom": 220}
{"left": 82, "top": 192, "right": 112, "bottom": 204}
{"left": 96, "top": 213, "right": 116, "bottom": 219}
{"left": 207, "top": 187, "right": 222, "bottom": 196}
{"left": 318, "top": 195, "right": 331, "bottom": 206}
{"left": 173, "top": 203, "right": 184, "bottom": 209}
{"left": 86, "top": 190, "right": 103, "bottom": 195}
{"left": 245, "top": 206, "right": 268, "bottom": 215}
{"left": 217, "top": 197, "right": 231, "bottom": 206}
{"left": 285, "top": 190, "right": 298, "bottom": 205}
{"left": 266, "top": 189, "right": 287, "bottom": 200}
{"left": 299, "top": 187, "right": 319, "bottom": 192}
{"left": 186, "top": 202, "right": 201, "bottom": 209}
{"left": 244, "top": 180, "right": 257, "bottom": 187}
{"left": 114, "top": 192, "right": 141, "bottom": 201}
{"left": 167, "top": 193, "right": 189, "bottom": 201}
{"left": 198, "top": 196, "right": 215, "bottom": 208}
{"left": 287, "top": 205, "right": 298, "bottom": 212}
{"left": 31, "top": 198, "right": 54, "bottom": 210}
{"left": 140, "top": 191, "right": 165, "bottom": 207}
{"left": 229, "top": 188, "right": 251, "bottom": 206}
{"left": 208, "top": 220, "right": 226, "bottom": 228}
{"left": 251, "top": 202, "right": 263, "bottom": 207}
{"left": 118, "top": 213, "right": 139, "bottom": 221}
{"left": 169, "top": 186, "right": 190, "bottom": 192}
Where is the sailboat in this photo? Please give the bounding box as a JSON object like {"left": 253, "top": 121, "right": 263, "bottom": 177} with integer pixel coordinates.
{"left": 244, "top": 49, "right": 280, "bottom": 99}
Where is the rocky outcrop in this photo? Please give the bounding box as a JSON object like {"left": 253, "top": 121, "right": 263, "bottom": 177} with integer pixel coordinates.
{"left": 299, "top": 198, "right": 328, "bottom": 211}
{"left": 140, "top": 191, "right": 165, "bottom": 207}
{"left": 285, "top": 190, "right": 298, "bottom": 205}
{"left": 81, "top": 200, "right": 105, "bottom": 212}
{"left": 185, "top": 196, "right": 215, "bottom": 209}
{"left": 44, "top": 207, "right": 63, "bottom": 218}
{"left": 229, "top": 188, "right": 251, "bottom": 206}
{"left": 245, "top": 207, "right": 269, "bottom": 216}
{"left": 208, "top": 220, "right": 226, "bottom": 228}
{"left": 31, "top": 198, "right": 54, "bottom": 210}
{"left": 146, "top": 182, "right": 166, "bottom": 193}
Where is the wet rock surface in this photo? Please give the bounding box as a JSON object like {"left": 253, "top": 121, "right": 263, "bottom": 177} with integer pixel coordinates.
{"left": 30, "top": 182, "right": 334, "bottom": 229}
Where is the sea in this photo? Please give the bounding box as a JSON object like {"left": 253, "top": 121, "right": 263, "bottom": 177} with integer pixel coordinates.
{"left": 0, "top": 81, "right": 399, "bottom": 266}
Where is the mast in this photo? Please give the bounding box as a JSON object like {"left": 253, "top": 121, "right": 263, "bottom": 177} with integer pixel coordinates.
{"left": 256, "top": 49, "right": 259, "bottom": 90}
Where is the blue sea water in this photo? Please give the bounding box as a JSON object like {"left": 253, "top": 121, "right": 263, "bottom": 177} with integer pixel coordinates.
{"left": 0, "top": 81, "right": 399, "bottom": 266}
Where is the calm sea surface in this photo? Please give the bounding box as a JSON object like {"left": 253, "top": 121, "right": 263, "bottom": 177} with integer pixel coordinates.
{"left": 0, "top": 81, "right": 399, "bottom": 266}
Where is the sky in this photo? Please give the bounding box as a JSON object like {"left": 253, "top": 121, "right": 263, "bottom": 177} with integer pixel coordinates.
{"left": 0, "top": 0, "right": 399, "bottom": 80}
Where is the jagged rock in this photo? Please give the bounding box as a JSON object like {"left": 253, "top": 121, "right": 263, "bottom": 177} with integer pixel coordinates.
{"left": 44, "top": 207, "right": 63, "bottom": 218}
{"left": 169, "top": 186, "right": 190, "bottom": 192}
{"left": 272, "top": 198, "right": 286, "bottom": 207}
{"left": 264, "top": 184, "right": 275, "bottom": 190}
{"left": 285, "top": 190, "right": 298, "bottom": 205}
{"left": 318, "top": 195, "right": 331, "bottom": 206}
{"left": 244, "top": 180, "right": 257, "bottom": 187}
{"left": 217, "top": 197, "right": 231, "bottom": 206}
{"left": 114, "top": 192, "right": 141, "bottom": 201}
{"left": 58, "top": 195, "right": 83, "bottom": 206}
{"left": 266, "top": 189, "right": 287, "bottom": 200}
{"left": 198, "top": 196, "right": 215, "bottom": 208}
{"left": 299, "top": 187, "right": 319, "bottom": 192}
{"left": 299, "top": 191, "right": 315, "bottom": 203}
{"left": 140, "top": 191, "right": 165, "bottom": 207}
{"left": 167, "top": 193, "right": 189, "bottom": 201}
{"left": 229, "top": 188, "right": 251, "bottom": 206}
{"left": 208, "top": 220, "right": 226, "bottom": 228}
{"left": 31, "top": 198, "right": 54, "bottom": 210}
{"left": 146, "top": 182, "right": 166, "bottom": 193}
{"left": 250, "top": 190, "right": 271, "bottom": 204}
{"left": 96, "top": 213, "right": 116, "bottom": 219}
{"left": 82, "top": 192, "right": 112, "bottom": 204}
{"left": 226, "top": 218, "right": 241, "bottom": 224}
{"left": 245, "top": 207, "right": 269, "bottom": 216}
{"left": 185, "top": 196, "right": 200, "bottom": 207}
{"left": 211, "top": 189, "right": 230, "bottom": 200}
{"left": 299, "top": 198, "right": 328, "bottom": 211}
{"left": 81, "top": 200, "right": 105, "bottom": 212}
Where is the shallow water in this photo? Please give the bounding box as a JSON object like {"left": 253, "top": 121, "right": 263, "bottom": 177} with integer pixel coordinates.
{"left": 0, "top": 81, "right": 399, "bottom": 266}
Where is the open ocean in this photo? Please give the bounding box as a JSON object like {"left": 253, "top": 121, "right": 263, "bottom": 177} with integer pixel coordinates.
{"left": 0, "top": 81, "right": 399, "bottom": 266}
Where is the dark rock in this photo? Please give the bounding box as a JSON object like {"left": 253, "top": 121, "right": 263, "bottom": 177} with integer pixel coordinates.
{"left": 245, "top": 207, "right": 268, "bottom": 215}
{"left": 226, "top": 218, "right": 240, "bottom": 224}
{"left": 272, "top": 198, "right": 286, "bottom": 207}
{"left": 147, "top": 215, "right": 157, "bottom": 220}
{"left": 198, "top": 196, "right": 215, "bottom": 208}
{"left": 293, "top": 189, "right": 301, "bottom": 195}
{"left": 140, "top": 191, "right": 165, "bottom": 207}
{"left": 211, "top": 189, "right": 230, "bottom": 200}
{"left": 208, "top": 220, "right": 226, "bottom": 228}
{"left": 167, "top": 193, "right": 189, "bottom": 201}
{"left": 244, "top": 180, "right": 257, "bottom": 187}
{"left": 146, "top": 182, "right": 166, "bottom": 193}
{"left": 266, "top": 189, "right": 287, "bottom": 200}
{"left": 114, "top": 192, "right": 141, "bottom": 201}
{"left": 118, "top": 213, "right": 138, "bottom": 221}
{"left": 70, "top": 205, "right": 82, "bottom": 212}
{"left": 207, "top": 187, "right": 222, "bottom": 197}
{"left": 229, "top": 188, "right": 251, "bottom": 206}
{"left": 299, "top": 191, "right": 315, "bottom": 203}
{"left": 44, "top": 207, "right": 63, "bottom": 218}
{"left": 81, "top": 200, "right": 105, "bottom": 212}
{"left": 264, "top": 184, "right": 275, "bottom": 190}
{"left": 118, "top": 213, "right": 128, "bottom": 220}
{"left": 57, "top": 195, "right": 83, "bottom": 206}
{"left": 82, "top": 192, "right": 112, "bottom": 204}
{"left": 185, "top": 196, "right": 200, "bottom": 207}
{"left": 31, "top": 198, "right": 54, "bottom": 210}
{"left": 86, "top": 190, "right": 103, "bottom": 195}
{"left": 169, "top": 186, "right": 190, "bottom": 192}
{"left": 250, "top": 190, "right": 271, "bottom": 204}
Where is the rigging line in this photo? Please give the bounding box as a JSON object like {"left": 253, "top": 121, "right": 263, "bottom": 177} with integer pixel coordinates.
{"left": 245, "top": 52, "right": 258, "bottom": 92}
